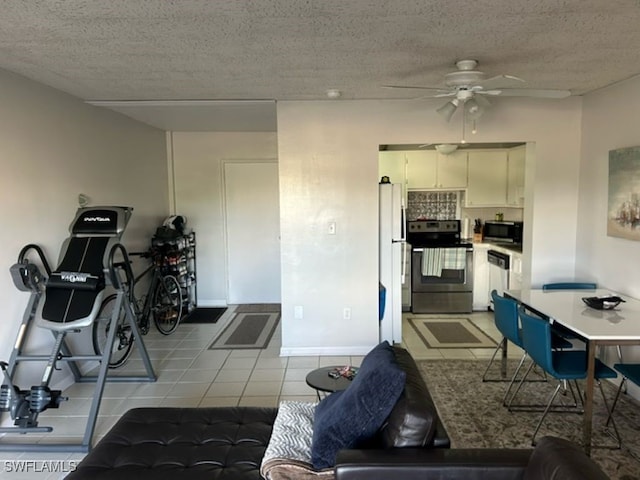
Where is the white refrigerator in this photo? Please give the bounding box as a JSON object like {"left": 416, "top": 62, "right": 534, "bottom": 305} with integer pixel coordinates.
{"left": 379, "top": 183, "right": 406, "bottom": 344}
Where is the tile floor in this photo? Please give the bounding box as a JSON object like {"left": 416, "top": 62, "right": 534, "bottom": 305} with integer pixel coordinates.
{"left": 0, "top": 308, "right": 506, "bottom": 478}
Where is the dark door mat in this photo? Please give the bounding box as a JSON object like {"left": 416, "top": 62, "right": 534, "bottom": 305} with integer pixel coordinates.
{"left": 235, "top": 304, "right": 281, "bottom": 313}
{"left": 181, "top": 307, "right": 227, "bottom": 324}
{"left": 209, "top": 312, "right": 280, "bottom": 349}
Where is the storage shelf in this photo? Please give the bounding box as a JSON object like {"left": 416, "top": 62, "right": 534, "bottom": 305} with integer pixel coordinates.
{"left": 152, "top": 231, "right": 197, "bottom": 313}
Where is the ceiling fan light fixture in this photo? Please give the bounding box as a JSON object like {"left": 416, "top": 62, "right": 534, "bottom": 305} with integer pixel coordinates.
{"left": 437, "top": 99, "right": 459, "bottom": 122}
{"left": 464, "top": 98, "right": 484, "bottom": 120}
{"left": 435, "top": 144, "right": 458, "bottom": 155}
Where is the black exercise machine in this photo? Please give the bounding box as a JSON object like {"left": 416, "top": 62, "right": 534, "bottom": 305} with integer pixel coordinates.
{"left": 0, "top": 206, "right": 156, "bottom": 452}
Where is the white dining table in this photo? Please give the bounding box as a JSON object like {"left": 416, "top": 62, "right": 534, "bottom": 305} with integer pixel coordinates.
{"left": 504, "top": 288, "right": 640, "bottom": 455}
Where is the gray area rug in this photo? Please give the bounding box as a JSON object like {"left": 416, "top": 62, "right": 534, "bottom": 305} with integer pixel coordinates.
{"left": 418, "top": 359, "right": 640, "bottom": 480}
{"left": 209, "top": 312, "right": 279, "bottom": 349}
{"left": 235, "top": 303, "right": 281, "bottom": 313}
{"left": 408, "top": 317, "right": 497, "bottom": 349}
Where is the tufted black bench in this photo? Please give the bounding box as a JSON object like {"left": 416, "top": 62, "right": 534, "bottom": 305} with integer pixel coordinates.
{"left": 65, "top": 407, "right": 277, "bottom": 480}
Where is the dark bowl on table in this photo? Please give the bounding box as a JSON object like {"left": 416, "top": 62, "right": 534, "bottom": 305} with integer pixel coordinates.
{"left": 582, "top": 296, "right": 625, "bottom": 310}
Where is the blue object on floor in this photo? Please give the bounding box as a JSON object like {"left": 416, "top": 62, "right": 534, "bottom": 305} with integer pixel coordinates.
{"left": 379, "top": 282, "right": 386, "bottom": 321}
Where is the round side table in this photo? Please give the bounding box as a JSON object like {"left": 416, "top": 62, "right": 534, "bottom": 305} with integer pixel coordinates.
{"left": 305, "top": 366, "right": 357, "bottom": 400}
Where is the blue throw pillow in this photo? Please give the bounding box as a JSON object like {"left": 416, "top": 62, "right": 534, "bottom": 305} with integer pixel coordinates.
{"left": 311, "top": 341, "right": 406, "bottom": 469}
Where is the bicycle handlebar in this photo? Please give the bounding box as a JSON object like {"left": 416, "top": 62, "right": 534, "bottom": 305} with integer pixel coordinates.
{"left": 129, "top": 247, "right": 162, "bottom": 259}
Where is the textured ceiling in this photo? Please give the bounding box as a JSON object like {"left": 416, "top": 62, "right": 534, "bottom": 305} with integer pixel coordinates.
{"left": 2, "top": 1, "right": 640, "bottom": 130}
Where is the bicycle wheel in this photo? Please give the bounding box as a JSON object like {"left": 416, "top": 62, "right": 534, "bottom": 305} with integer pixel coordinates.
{"left": 152, "top": 275, "right": 183, "bottom": 335}
{"left": 92, "top": 294, "right": 134, "bottom": 368}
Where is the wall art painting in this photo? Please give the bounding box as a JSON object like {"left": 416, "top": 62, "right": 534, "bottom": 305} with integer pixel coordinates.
{"left": 608, "top": 146, "right": 640, "bottom": 241}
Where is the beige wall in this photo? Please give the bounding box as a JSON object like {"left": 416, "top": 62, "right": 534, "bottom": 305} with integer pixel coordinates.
{"left": 578, "top": 75, "right": 640, "bottom": 298}
{"left": 277, "top": 98, "right": 583, "bottom": 355}
{"left": 0, "top": 68, "right": 168, "bottom": 386}
{"left": 170, "top": 132, "right": 279, "bottom": 305}
{"left": 578, "top": 75, "right": 640, "bottom": 399}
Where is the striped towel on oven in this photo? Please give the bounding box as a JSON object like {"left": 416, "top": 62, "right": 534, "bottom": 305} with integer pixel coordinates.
{"left": 421, "top": 248, "right": 444, "bottom": 276}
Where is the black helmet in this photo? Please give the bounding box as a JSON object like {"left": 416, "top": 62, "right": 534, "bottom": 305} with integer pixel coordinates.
{"left": 163, "top": 215, "right": 186, "bottom": 233}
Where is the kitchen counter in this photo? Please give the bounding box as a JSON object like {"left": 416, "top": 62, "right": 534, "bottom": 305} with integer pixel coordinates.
{"left": 491, "top": 242, "right": 522, "bottom": 253}
{"left": 470, "top": 241, "right": 522, "bottom": 254}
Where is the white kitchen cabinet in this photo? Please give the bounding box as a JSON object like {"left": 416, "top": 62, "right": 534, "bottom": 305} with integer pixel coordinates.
{"left": 378, "top": 150, "right": 407, "bottom": 185}
{"left": 406, "top": 150, "right": 468, "bottom": 190}
{"left": 472, "top": 244, "right": 491, "bottom": 310}
{"left": 466, "top": 150, "right": 508, "bottom": 206}
{"left": 406, "top": 150, "right": 438, "bottom": 189}
{"left": 507, "top": 145, "right": 525, "bottom": 206}
{"left": 436, "top": 150, "right": 468, "bottom": 188}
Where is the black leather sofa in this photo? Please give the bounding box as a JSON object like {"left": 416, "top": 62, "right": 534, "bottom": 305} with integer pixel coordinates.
{"left": 335, "top": 435, "right": 610, "bottom": 480}
{"left": 66, "top": 346, "right": 609, "bottom": 480}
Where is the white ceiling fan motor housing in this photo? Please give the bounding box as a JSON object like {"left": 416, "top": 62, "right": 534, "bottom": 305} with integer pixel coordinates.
{"left": 444, "top": 59, "right": 486, "bottom": 91}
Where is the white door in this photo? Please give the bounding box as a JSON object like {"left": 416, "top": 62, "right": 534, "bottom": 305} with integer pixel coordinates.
{"left": 224, "top": 161, "right": 281, "bottom": 304}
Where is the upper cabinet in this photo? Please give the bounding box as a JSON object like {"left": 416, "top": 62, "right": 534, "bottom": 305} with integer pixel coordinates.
{"left": 406, "top": 150, "right": 468, "bottom": 190}
{"left": 379, "top": 145, "right": 525, "bottom": 208}
{"left": 378, "top": 150, "right": 407, "bottom": 186}
{"left": 435, "top": 150, "right": 468, "bottom": 189}
{"left": 406, "top": 151, "right": 437, "bottom": 189}
{"left": 466, "top": 150, "right": 508, "bottom": 206}
{"left": 506, "top": 145, "right": 525, "bottom": 207}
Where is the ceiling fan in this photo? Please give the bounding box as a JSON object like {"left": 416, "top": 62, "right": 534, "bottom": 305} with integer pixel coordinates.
{"left": 384, "top": 59, "right": 571, "bottom": 122}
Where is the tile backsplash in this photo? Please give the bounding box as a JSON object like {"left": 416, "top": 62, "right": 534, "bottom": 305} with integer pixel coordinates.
{"left": 406, "top": 189, "right": 524, "bottom": 225}
{"left": 406, "top": 191, "right": 459, "bottom": 220}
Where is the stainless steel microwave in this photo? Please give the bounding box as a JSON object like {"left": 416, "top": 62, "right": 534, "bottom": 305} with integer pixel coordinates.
{"left": 483, "top": 221, "right": 523, "bottom": 244}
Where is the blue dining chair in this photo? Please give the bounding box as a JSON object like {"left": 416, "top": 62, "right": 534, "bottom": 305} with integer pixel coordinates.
{"left": 482, "top": 290, "right": 570, "bottom": 408}
{"left": 542, "top": 282, "right": 597, "bottom": 291}
{"left": 606, "top": 363, "right": 640, "bottom": 429}
{"left": 515, "top": 306, "right": 620, "bottom": 446}
{"left": 482, "top": 290, "right": 530, "bottom": 397}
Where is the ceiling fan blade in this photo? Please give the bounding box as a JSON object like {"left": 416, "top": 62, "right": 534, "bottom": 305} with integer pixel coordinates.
{"left": 473, "top": 94, "right": 491, "bottom": 108}
{"left": 479, "top": 74, "right": 525, "bottom": 90}
{"left": 432, "top": 91, "right": 457, "bottom": 98}
{"left": 498, "top": 88, "right": 571, "bottom": 98}
{"left": 382, "top": 85, "right": 445, "bottom": 91}
{"left": 476, "top": 89, "right": 502, "bottom": 96}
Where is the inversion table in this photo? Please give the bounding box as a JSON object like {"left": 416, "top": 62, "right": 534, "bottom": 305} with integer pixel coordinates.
{"left": 0, "top": 206, "right": 156, "bottom": 452}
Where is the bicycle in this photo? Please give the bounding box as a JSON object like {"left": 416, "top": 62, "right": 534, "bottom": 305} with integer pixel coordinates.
{"left": 92, "top": 246, "right": 183, "bottom": 368}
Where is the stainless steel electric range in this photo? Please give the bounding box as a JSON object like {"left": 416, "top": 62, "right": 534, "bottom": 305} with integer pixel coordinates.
{"left": 407, "top": 220, "right": 473, "bottom": 314}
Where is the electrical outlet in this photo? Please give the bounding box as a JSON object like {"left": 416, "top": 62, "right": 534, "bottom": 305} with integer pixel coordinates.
{"left": 328, "top": 222, "right": 336, "bottom": 235}
{"left": 294, "top": 305, "right": 304, "bottom": 319}
{"left": 343, "top": 307, "right": 351, "bottom": 320}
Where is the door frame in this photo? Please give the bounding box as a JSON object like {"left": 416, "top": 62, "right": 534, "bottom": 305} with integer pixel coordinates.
{"left": 221, "top": 158, "right": 280, "bottom": 304}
